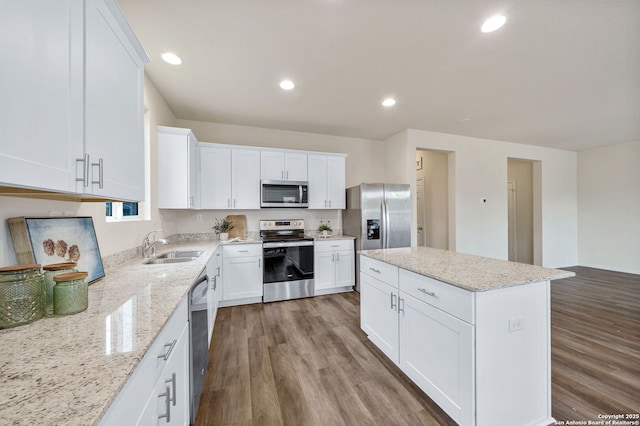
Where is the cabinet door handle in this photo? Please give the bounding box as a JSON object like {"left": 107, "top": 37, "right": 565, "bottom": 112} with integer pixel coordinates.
{"left": 91, "top": 158, "right": 104, "bottom": 189}
{"left": 238, "top": 250, "right": 249, "bottom": 253}
{"left": 399, "top": 297, "right": 405, "bottom": 315}
{"left": 369, "top": 267, "right": 381, "bottom": 274}
{"left": 331, "top": 253, "right": 335, "bottom": 262}
{"left": 190, "top": 195, "right": 194, "bottom": 207}
{"left": 324, "top": 200, "right": 327, "bottom": 207}
{"left": 281, "top": 170, "right": 284, "bottom": 179}
{"left": 76, "top": 154, "right": 89, "bottom": 187}
{"left": 329, "top": 200, "right": 331, "bottom": 207}
{"left": 157, "top": 339, "right": 177, "bottom": 361}
{"left": 233, "top": 198, "right": 237, "bottom": 208}
{"left": 158, "top": 385, "right": 171, "bottom": 422}
{"left": 228, "top": 198, "right": 231, "bottom": 208}
{"left": 286, "top": 170, "right": 289, "bottom": 180}
{"left": 258, "top": 258, "right": 261, "bottom": 268}
{"left": 165, "top": 373, "right": 177, "bottom": 406}
{"left": 336, "top": 252, "right": 340, "bottom": 261}
{"left": 418, "top": 288, "right": 437, "bottom": 298}
{"left": 390, "top": 292, "right": 397, "bottom": 310}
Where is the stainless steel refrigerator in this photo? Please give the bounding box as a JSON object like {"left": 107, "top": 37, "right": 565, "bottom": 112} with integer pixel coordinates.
{"left": 342, "top": 183, "right": 411, "bottom": 290}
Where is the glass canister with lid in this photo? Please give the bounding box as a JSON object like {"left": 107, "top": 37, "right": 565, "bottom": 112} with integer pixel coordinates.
{"left": 53, "top": 271, "right": 89, "bottom": 316}
{"left": 43, "top": 262, "right": 77, "bottom": 314}
{"left": 0, "top": 264, "right": 45, "bottom": 329}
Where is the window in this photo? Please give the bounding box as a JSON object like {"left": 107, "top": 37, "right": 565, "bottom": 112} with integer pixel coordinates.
{"left": 106, "top": 202, "right": 139, "bottom": 220}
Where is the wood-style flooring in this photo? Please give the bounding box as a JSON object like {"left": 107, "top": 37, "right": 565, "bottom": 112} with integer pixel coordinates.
{"left": 195, "top": 266, "right": 640, "bottom": 425}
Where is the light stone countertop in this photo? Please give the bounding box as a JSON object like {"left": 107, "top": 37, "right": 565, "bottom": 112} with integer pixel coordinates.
{"left": 0, "top": 240, "right": 221, "bottom": 426}
{"left": 311, "top": 234, "right": 355, "bottom": 241}
{"left": 360, "top": 246, "right": 575, "bottom": 291}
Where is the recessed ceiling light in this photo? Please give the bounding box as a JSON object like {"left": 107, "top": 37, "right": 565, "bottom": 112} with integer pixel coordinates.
{"left": 382, "top": 98, "right": 396, "bottom": 107}
{"left": 481, "top": 15, "right": 507, "bottom": 33}
{"left": 280, "top": 80, "right": 295, "bottom": 90}
{"left": 161, "top": 52, "right": 182, "bottom": 65}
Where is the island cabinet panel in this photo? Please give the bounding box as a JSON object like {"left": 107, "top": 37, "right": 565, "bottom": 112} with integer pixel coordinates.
{"left": 399, "top": 294, "right": 474, "bottom": 426}
{"left": 474, "top": 281, "right": 552, "bottom": 426}
{"left": 360, "top": 272, "right": 400, "bottom": 364}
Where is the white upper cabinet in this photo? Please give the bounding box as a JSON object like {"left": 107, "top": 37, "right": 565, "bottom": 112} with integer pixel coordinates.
{"left": 308, "top": 154, "right": 346, "bottom": 209}
{"left": 82, "top": 0, "right": 147, "bottom": 201}
{"left": 158, "top": 127, "right": 200, "bottom": 209}
{"left": 0, "top": 0, "right": 148, "bottom": 201}
{"left": 200, "top": 144, "right": 260, "bottom": 209}
{"left": 0, "top": 1, "right": 83, "bottom": 194}
{"left": 260, "top": 151, "right": 307, "bottom": 182}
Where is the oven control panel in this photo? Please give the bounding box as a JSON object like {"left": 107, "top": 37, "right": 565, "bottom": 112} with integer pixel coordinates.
{"left": 259, "top": 220, "right": 305, "bottom": 231}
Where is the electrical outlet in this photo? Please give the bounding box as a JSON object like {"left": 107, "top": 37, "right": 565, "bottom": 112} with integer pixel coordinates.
{"left": 196, "top": 214, "right": 202, "bottom": 223}
{"left": 508, "top": 317, "right": 524, "bottom": 332}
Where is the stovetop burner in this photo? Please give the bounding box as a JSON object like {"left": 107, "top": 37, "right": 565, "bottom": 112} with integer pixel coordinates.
{"left": 259, "top": 219, "right": 312, "bottom": 242}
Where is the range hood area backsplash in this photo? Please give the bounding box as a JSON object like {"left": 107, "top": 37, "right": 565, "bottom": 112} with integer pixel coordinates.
{"left": 169, "top": 209, "right": 342, "bottom": 238}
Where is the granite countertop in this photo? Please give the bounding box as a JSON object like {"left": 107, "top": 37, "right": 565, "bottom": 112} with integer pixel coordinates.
{"left": 217, "top": 237, "right": 262, "bottom": 245}
{"left": 360, "top": 246, "right": 575, "bottom": 292}
{"left": 0, "top": 240, "right": 221, "bottom": 426}
{"left": 312, "top": 234, "right": 356, "bottom": 241}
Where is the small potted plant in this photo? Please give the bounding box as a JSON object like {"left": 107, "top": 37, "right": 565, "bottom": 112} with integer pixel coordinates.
{"left": 213, "top": 217, "right": 234, "bottom": 241}
{"left": 317, "top": 221, "right": 332, "bottom": 237}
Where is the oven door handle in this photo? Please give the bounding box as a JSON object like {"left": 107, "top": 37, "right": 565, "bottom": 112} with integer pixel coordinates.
{"left": 263, "top": 241, "right": 314, "bottom": 248}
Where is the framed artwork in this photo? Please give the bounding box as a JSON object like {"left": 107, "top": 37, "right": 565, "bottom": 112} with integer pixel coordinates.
{"left": 8, "top": 217, "right": 105, "bottom": 283}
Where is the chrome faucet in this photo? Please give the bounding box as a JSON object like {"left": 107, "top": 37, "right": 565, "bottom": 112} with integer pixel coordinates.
{"left": 143, "top": 230, "right": 169, "bottom": 258}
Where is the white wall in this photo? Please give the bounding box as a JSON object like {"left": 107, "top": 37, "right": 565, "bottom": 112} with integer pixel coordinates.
{"left": 383, "top": 129, "right": 578, "bottom": 268}
{"left": 578, "top": 141, "right": 640, "bottom": 274}
{"left": 175, "top": 119, "right": 384, "bottom": 188}
{"left": 0, "top": 76, "right": 177, "bottom": 266}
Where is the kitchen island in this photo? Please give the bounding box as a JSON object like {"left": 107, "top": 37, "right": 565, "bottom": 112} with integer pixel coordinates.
{"left": 359, "top": 247, "right": 574, "bottom": 426}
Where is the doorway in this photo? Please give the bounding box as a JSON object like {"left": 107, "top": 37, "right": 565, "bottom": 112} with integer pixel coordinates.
{"left": 416, "top": 149, "right": 450, "bottom": 250}
{"left": 507, "top": 158, "right": 540, "bottom": 264}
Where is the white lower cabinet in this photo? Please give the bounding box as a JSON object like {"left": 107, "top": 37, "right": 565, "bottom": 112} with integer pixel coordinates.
{"left": 138, "top": 322, "right": 189, "bottom": 426}
{"left": 360, "top": 271, "right": 400, "bottom": 363}
{"left": 314, "top": 240, "right": 354, "bottom": 295}
{"left": 100, "top": 298, "right": 189, "bottom": 426}
{"left": 219, "top": 244, "right": 263, "bottom": 305}
{"left": 399, "top": 294, "right": 474, "bottom": 426}
{"left": 205, "top": 247, "right": 222, "bottom": 346}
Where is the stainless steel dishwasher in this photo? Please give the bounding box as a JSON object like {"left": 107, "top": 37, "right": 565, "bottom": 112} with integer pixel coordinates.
{"left": 189, "top": 269, "right": 209, "bottom": 424}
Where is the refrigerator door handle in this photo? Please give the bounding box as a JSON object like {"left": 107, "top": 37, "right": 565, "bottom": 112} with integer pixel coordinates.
{"left": 382, "top": 200, "right": 390, "bottom": 249}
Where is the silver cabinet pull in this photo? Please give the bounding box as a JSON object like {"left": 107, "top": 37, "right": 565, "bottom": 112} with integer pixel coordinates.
{"left": 329, "top": 200, "right": 331, "bottom": 207}
{"left": 157, "top": 339, "right": 177, "bottom": 361}
{"left": 233, "top": 198, "right": 237, "bottom": 208}
{"left": 390, "top": 293, "right": 397, "bottom": 310}
{"left": 227, "top": 198, "right": 231, "bottom": 208}
{"left": 190, "top": 195, "right": 194, "bottom": 207}
{"left": 258, "top": 258, "right": 261, "bottom": 268}
{"left": 369, "top": 267, "right": 381, "bottom": 274}
{"left": 165, "top": 373, "right": 177, "bottom": 406}
{"left": 399, "top": 297, "right": 405, "bottom": 314}
{"left": 418, "top": 288, "right": 437, "bottom": 298}
{"left": 91, "top": 158, "right": 104, "bottom": 189}
{"left": 332, "top": 253, "right": 335, "bottom": 262}
{"left": 76, "top": 154, "right": 89, "bottom": 187}
{"left": 158, "top": 385, "right": 171, "bottom": 422}
{"left": 286, "top": 170, "right": 289, "bottom": 180}
{"left": 238, "top": 250, "right": 249, "bottom": 253}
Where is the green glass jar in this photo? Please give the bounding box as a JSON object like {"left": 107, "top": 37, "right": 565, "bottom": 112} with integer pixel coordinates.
{"left": 0, "top": 264, "right": 45, "bottom": 329}
{"left": 43, "top": 262, "right": 77, "bottom": 314}
{"left": 53, "top": 271, "right": 89, "bottom": 316}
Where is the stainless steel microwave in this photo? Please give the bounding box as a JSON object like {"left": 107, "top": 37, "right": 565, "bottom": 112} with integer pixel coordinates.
{"left": 261, "top": 180, "right": 308, "bottom": 208}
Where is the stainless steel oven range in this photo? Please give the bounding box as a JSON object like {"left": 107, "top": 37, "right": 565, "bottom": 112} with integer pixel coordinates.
{"left": 260, "top": 220, "right": 314, "bottom": 303}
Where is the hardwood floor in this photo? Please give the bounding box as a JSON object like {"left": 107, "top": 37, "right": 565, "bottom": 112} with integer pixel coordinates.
{"left": 196, "top": 267, "right": 640, "bottom": 425}
{"left": 551, "top": 266, "right": 640, "bottom": 421}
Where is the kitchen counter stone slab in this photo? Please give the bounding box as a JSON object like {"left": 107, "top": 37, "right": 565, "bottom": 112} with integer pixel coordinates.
{"left": 312, "top": 234, "right": 355, "bottom": 241}
{"left": 0, "top": 240, "right": 220, "bottom": 426}
{"left": 360, "top": 246, "right": 574, "bottom": 291}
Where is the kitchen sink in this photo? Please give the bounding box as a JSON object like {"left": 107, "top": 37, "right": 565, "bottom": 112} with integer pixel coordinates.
{"left": 143, "top": 250, "right": 203, "bottom": 265}
{"left": 143, "top": 257, "right": 197, "bottom": 265}
{"left": 155, "top": 250, "right": 203, "bottom": 259}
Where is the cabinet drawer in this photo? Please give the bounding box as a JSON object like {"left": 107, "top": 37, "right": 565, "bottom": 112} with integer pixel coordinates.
{"left": 223, "top": 244, "right": 262, "bottom": 258}
{"left": 315, "top": 239, "right": 353, "bottom": 253}
{"left": 360, "top": 256, "right": 398, "bottom": 287}
{"left": 399, "top": 269, "right": 474, "bottom": 324}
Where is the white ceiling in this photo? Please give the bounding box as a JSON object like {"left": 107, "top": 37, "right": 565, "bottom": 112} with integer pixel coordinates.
{"left": 116, "top": 0, "right": 640, "bottom": 151}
